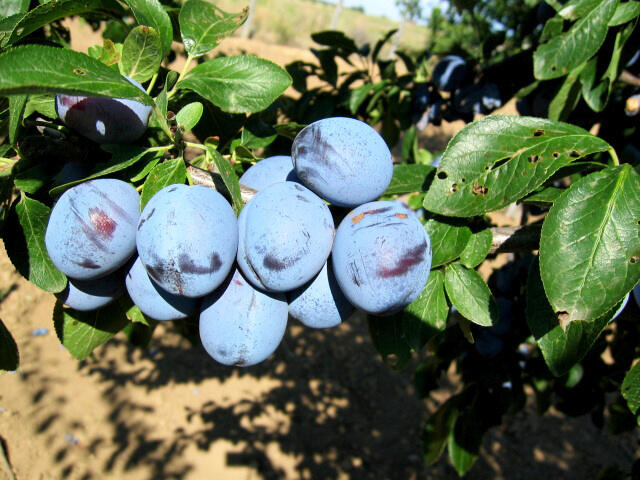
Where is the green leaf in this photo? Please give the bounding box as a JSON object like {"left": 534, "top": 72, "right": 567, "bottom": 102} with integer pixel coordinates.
{"left": 124, "top": 0, "right": 173, "bottom": 56}
{"left": 129, "top": 156, "right": 161, "bottom": 182}
{"left": 384, "top": 163, "right": 434, "bottom": 195}
{"left": 206, "top": 145, "right": 243, "bottom": 215}
{"left": 526, "top": 257, "right": 615, "bottom": 376}
{"left": 50, "top": 145, "right": 150, "bottom": 197}
{"left": 422, "top": 396, "right": 459, "bottom": 464}
{"left": 622, "top": 362, "right": 640, "bottom": 415}
{"left": 14, "top": 164, "right": 48, "bottom": 194}
{"left": 521, "top": 186, "right": 565, "bottom": 206}
{"left": 124, "top": 304, "right": 150, "bottom": 326}
{"left": 0, "top": 318, "right": 19, "bottom": 372}
{"left": 149, "top": 77, "right": 168, "bottom": 130}
{"left": 140, "top": 158, "right": 187, "bottom": 208}
{"left": 311, "top": 30, "right": 358, "bottom": 54}
{"left": 448, "top": 410, "right": 480, "bottom": 476}
{"left": 445, "top": 263, "right": 497, "bottom": 327}
{"left": 540, "top": 16, "right": 564, "bottom": 43}
{"left": 178, "top": 55, "right": 292, "bottom": 114}
{"left": 0, "top": 0, "right": 125, "bottom": 48}
{"left": 176, "top": 101, "right": 203, "bottom": 132}
{"left": 557, "top": 0, "right": 601, "bottom": 20}
{"left": 237, "top": 117, "right": 277, "bottom": 150}
{"left": 540, "top": 165, "right": 640, "bottom": 325}
{"left": 533, "top": 0, "right": 618, "bottom": 80}
{"left": 609, "top": 1, "right": 640, "bottom": 26}
{"left": 426, "top": 217, "right": 472, "bottom": 268}
{"left": 0, "top": 0, "right": 29, "bottom": 18}
{"left": 53, "top": 300, "right": 129, "bottom": 360}
{"left": 23, "top": 94, "right": 56, "bottom": 119}
{"left": 3, "top": 194, "right": 67, "bottom": 293}
{"left": 402, "top": 270, "right": 448, "bottom": 352}
{"left": 88, "top": 39, "right": 121, "bottom": 67}
{"left": 460, "top": 228, "right": 492, "bottom": 268}
{"left": 0, "top": 45, "right": 152, "bottom": 105}
{"left": 367, "top": 313, "right": 412, "bottom": 370}
{"left": 179, "top": 0, "right": 247, "bottom": 58}
{"left": 422, "top": 115, "right": 611, "bottom": 217}
{"left": 8, "top": 94, "right": 27, "bottom": 144}
{"left": 548, "top": 63, "right": 585, "bottom": 121}
{"left": 120, "top": 25, "right": 163, "bottom": 83}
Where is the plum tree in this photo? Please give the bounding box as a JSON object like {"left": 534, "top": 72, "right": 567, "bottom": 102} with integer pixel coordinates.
{"left": 136, "top": 184, "right": 238, "bottom": 298}
{"left": 57, "top": 271, "right": 123, "bottom": 311}
{"left": 237, "top": 181, "right": 334, "bottom": 292}
{"left": 238, "top": 155, "right": 299, "bottom": 190}
{"left": 331, "top": 200, "right": 431, "bottom": 315}
{"left": 126, "top": 257, "right": 199, "bottom": 321}
{"left": 199, "top": 268, "right": 288, "bottom": 366}
{"left": 56, "top": 76, "right": 152, "bottom": 144}
{"left": 291, "top": 117, "right": 393, "bottom": 207}
{"left": 45, "top": 178, "right": 140, "bottom": 280}
{"left": 288, "top": 261, "right": 354, "bottom": 329}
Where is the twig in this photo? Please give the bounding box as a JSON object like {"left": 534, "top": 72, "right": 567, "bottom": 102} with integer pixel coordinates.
{"left": 186, "top": 164, "right": 257, "bottom": 204}
{"left": 489, "top": 224, "right": 541, "bottom": 254}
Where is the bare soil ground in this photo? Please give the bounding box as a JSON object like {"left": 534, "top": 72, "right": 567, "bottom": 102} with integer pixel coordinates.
{"left": 1, "top": 19, "right": 639, "bottom": 480}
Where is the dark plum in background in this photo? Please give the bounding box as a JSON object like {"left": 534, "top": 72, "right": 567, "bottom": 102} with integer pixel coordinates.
{"left": 57, "top": 272, "right": 123, "bottom": 311}
{"left": 237, "top": 181, "right": 334, "bottom": 292}
{"left": 137, "top": 184, "right": 238, "bottom": 298}
{"left": 432, "top": 55, "right": 467, "bottom": 92}
{"left": 288, "top": 261, "right": 354, "bottom": 329}
{"left": 238, "top": 155, "right": 299, "bottom": 190}
{"left": 56, "top": 76, "right": 152, "bottom": 144}
{"left": 200, "top": 268, "right": 288, "bottom": 367}
{"left": 126, "top": 257, "right": 199, "bottom": 321}
{"left": 45, "top": 178, "right": 140, "bottom": 280}
{"left": 291, "top": 117, "right": 393, "bottom": 207}
{"left": 332, "top": 201, "right": 432, "bottom": 315}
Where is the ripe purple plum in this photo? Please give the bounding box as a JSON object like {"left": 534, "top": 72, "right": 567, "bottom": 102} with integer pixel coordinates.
{"left": 291, "top": 117, "right": 393, "bottom": 207}
{"left": 56, "top": 76, "right": 152, "bottom": 144}
{"left": 332, "top": 201, "right": 432, "bottom": 315}
{"left": 126, "top": 257, "right": 199, "bottom": 321}
{"left": 288, "top": 261, "right": 354, "bottom": 328}
{"left": 136, "top": 184, "right": 238, "bottom": 298}
{"left": 45, "top": 178, "right": 140, "bottom": 280}
{"left": 237, "top": 181, "right": 334, "bottom": 292}
{"left": 199, "top": 268, "right": 288, "bottom": 366}
{"left": 57, "top": 272, "right": 123, "bottom": 311}
{"left": 239, "top": 155, "right": 299, "bottom": 190}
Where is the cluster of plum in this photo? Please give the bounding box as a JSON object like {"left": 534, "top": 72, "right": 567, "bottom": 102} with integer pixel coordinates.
{"left": 410, "top": 55, "right": 503, "bottom": 130}
{"left": 45, "top": 116, "right": 432, "bottom": 367}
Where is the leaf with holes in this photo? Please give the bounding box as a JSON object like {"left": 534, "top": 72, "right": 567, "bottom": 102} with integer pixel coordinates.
{"left": 0, "top": 318, "right": 19, "bottom": 372}
{"left": 402, "top": 270, "right": 448, "bottom": 352}
{"left": 426, "top": 217, "right": 472, "bottom": 268}
{"left": 622, "top": 362, "right": 640, "bottom": 415}
{"left": 179, "top": 0, "right": 247, "bottom": 58}
{"left": 527, "top": 257, "right": 617, "bottom": 377}
{"left": 53, "top": 300, "right": 130, "bottom": 360}
{"left": 422, "top": 115, "right": 611, "bottom": 217}
{"left": 384, "top": 163, "right": 434, "bottom": 195}
{"left": 445, "top": 263, "right": 497, "bottom": 327}
{"left": 140, "top": 158, "right": 187, "bottom": 208}
{"left": 540, "top": 165, "right": 640, "bottom": 326}
{"left": 534, "top": 0, "right": 617, "bottom": 80}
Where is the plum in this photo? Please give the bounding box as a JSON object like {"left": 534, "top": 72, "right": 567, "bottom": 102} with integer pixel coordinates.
{"left": 291, "top": 117, "right": 392, "bottom": 207}
{"left": 288, "top": 261, "right": 354, "bottom": 329}
{"left": 238, "top": 155, "right": 299, "bottom": 190}
{"left": 474, "top": 331, "right": 504, "bottom": 358}
{"left": 57, "top": 271, "right": 123, "bottom": 311}
{"left": 45, "top": 178, "right": 140, "bottom": 280}
{"left": 331, "top": 200, "right": 432, "bottom": 315}
{"left": 56, "top": 76, "right": 152, "bottom": 144}
{"left": 611, "top": 292, "right": 630, "bottom": 321}
{"left": 126, "top": 257, "right": 199, "bottom": 321}
{"left": 432, "top": 55, "right": 467, "bottom": 92}
{"left": 237, "top": 181, "right": 334, "bottom": 292}
{"left": 137, "top": 184, "right": 238, "bottom": 298}
{"left": 199, "top": 268, "right": 288, "bottom": 366}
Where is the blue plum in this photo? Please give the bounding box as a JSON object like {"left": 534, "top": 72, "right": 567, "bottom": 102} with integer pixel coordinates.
{"left": 291, "top": 117, "right": 393, "bottom": 207}
{"left": 56, "top": 76, "right": 152, "bottom": 144}
{"left": 54, "top": 162, "right": 90, "bottom": 187}
{"left": 137, "top": 184, "right": 238, "bottom": 298}
{"left": 288, "top": 261, "right": 354, "bottom": 328}
{"left": 126, "top": 257, "right": 199, "bottom": 321}
{"left": 454, "top": 83, "right": 502, "bottom": 116}
{"left": 239, "top": 155, "right": 298, "bottom": 190}
{"left": 611, "top": 292, "right": 630, "bottom": 321}
{"left": 634, "top": 284, "right": 640, "bottom": 308}
{"left": 237, "top": 181, "right": 334, "bottom": 292}
{"left": 45, "top": 178, "right": 140, "bottom": 280}
{"left": 57, "top": 272, "right": 123, "bottom": 311}
{"left": 474, "top": 331, "right": 504, "bottom": 358}
{"left": 432, "top": 55, "right": 467, "bottom": 92}
{"left": 200, "top": 268, "right": 288, "bottom": 366}
{"left": 331, "top": 200, "right": 432, "bottom": 315}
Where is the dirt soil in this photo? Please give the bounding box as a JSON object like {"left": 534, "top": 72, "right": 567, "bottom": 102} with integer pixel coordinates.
{"left": 1, "top": 19, "right": 639, "bottom": 480}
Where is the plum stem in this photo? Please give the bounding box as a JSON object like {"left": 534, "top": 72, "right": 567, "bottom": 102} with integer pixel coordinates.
{"left": 167, "top": 53, "right": 195, "bottom": 100}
